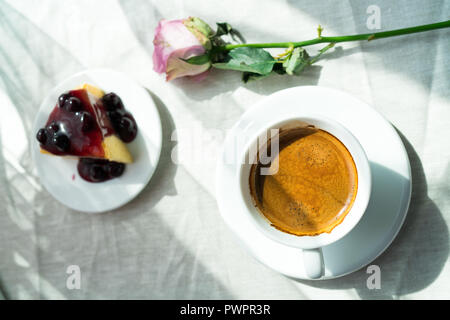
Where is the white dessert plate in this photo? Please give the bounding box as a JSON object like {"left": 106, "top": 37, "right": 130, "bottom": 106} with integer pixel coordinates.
{"left": 32, "top": 69, "right": 162, "bottom": 213}
{"left": 216, "top": 86, "right": 412, "bottom": 279}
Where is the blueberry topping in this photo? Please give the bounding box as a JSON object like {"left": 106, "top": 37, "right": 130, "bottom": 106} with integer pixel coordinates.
{"left": 58, "top": 93, "right": 71, "bottom": 108}
{"left": 89, "top": 165, "right": 107, "bottom": 181}
{"left": 77, "top": 158, "right": 126, "bottom": 182}
{"left": 80, "top": 158, "right": 96, "bottom": 165}
{"left": 53, "top": 133, "right": 70, "bottom": 152}
{"left": 36, "top": 128, "right": 47, "bottom": 144}
{"left": 64, "top": 97, "right": 82, "bottom": 112}
{"left": 108, "top": 162, "right": 125, "bottom": 177}
{"left": 78, "top": 111, "right": 95, "bottom": 132}
{"left": 41, "top": 90, "right": 136, "bottom": 183}
{"left": 117, "top": 115, "right": 137, "bottom": 142}
{"left": 119, "top": 116, "right": 132, "bottom": 129}
{"left": 102, "top": 93, "right": 124, "bottom": 111}
{"left": 47, "top": 121, "right": 59, "bottom": 133}
{"left": 107, "top": 110, "right": 124, "bottom": 125}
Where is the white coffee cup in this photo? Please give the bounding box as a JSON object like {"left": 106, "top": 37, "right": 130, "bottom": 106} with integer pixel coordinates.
{"left": 237, "top": 116, "right": 371, "bottom": 279}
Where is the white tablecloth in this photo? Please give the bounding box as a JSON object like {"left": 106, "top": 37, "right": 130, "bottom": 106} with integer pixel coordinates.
{"left": 0, "top": 0, "right": 449, "bottom": 299}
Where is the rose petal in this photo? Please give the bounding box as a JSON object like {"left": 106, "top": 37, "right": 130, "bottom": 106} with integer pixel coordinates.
{"left": 152, "top": 19, "right": 203, "bottom": 74}
{"left": 165, "top": 45, "right": 210, "bottom": 81}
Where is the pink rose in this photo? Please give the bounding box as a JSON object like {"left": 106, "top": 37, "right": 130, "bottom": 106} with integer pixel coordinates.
{"left": 153, "top": 18, "right": 212, "bottom": 81}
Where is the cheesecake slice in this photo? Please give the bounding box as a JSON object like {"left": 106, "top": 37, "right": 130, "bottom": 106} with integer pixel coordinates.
{"left": 36, "top": 84, "right": 135, "bottom": 163}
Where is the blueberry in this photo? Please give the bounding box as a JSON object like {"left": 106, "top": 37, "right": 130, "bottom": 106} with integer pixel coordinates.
{"left": 79, "top": 158, "right": 96, "bottom": 165}
{"left": 108, "top": 162, "right": 125, "bottom": 177}
{"left": 47, "top": 121, "right": 59, "bottom": 133}
{"left": 58, "top": 93, "right": 71, "bottom": 108}
{"left": 36, "top": 128, "right": 47, "bottom": 144}
{"left": 118, "top": 116, "right": 137, "bottom": 142}
{"left": 119, "top": 116, "right": 132, "bottom": 129}
{"left": 102, "top": 93, "right": 124, "bottom": 111}
{"left": 64, "top": 97, "right": 82, "bottom": 112}
{"left": 89, "top": 165, "right": 107, "bottom": 181}
{"left": 53, "top": 133, "right": 70, "bottom": 152}
{"left": 107, "top": 110, "right": 124, "bottom": 125}
{"left": 78, "top": 112, "right": 95, "bottom": 132}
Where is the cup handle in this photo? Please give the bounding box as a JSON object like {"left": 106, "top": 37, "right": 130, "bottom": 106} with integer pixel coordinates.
{"left": 302, "top": 248, "right": 324, "bottom": 279}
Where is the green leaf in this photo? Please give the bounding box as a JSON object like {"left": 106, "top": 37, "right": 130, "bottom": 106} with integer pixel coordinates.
{"left": 212, "top": 22, "right": 245, "bottom": 44}
{"left": 212, "top": 47, "right": 276, "bottom": 75}
{"left": 283, "top": 47, "right": 310, "bottom": 75}
{"left": 181, "top": 53, "right": 211, "bottom": 65}
{"left": 272, "top": 62, "right": 287, "bottom": 75}
{"left": 309, "top": 42, "right": 335, "bottom": 64}
{"left": 280, "top": 44, "right": 335, "bottom": 76}
{"left": 214, "top": 22, "right": 233, "bottom": 37}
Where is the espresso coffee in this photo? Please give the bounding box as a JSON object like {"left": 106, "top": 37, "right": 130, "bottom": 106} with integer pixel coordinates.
{"left": 249, "top": 126, "right": 358, "bottom": 236}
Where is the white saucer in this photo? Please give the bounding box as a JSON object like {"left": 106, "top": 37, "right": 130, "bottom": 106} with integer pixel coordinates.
{"left": 32, "top": 69, "right": 162, "bottom": 213}
{"left": 216, "top": 86, "right": 412, "bottom": 280}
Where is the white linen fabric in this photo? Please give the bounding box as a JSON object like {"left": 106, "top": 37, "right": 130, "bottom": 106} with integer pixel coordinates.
{"left": 0, "top": 0, "right": 449, "bottom": 299}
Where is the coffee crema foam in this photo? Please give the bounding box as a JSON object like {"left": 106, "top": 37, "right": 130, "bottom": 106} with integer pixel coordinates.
{"left": 249, "top": 127, "right": 358, "bottom": 236}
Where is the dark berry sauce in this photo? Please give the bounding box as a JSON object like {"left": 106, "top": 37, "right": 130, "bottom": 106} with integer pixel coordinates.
{"left": 77, "top": 158, "right": 125, "bottom": 183}
{"left": 102, "top": 93, "right": 138, "bottom": 143}
{"left": 38, "top": 89, "right": 110, "bottom": 157}
{"left": 37, "top": 89, "right": 138, "bottom": 183}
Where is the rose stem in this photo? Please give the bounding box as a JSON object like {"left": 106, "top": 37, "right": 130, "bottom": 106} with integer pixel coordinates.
{"left": 217, "top": 20, "right": 450, "bottom": 51}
